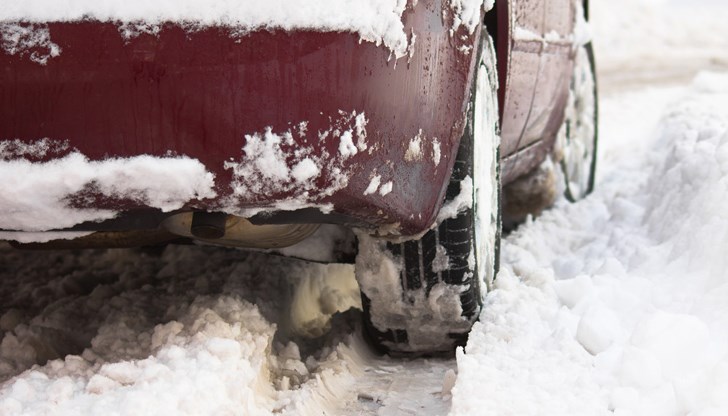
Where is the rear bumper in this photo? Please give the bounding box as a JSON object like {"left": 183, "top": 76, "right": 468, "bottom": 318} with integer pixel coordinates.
{"left": 0, "top": 1, "right": 479, "bottom": 236}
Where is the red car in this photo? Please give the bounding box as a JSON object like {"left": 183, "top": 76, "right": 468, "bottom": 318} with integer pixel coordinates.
{"left": 0, "top": 0, "right": 597, "bottom": 354}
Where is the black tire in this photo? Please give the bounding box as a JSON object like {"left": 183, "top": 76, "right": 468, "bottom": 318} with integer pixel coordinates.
{"left": 556, "top": 40, "right": 598, "bottom": 202}
{"left": 355, "top": 32, "right": 501, "bottom": 355}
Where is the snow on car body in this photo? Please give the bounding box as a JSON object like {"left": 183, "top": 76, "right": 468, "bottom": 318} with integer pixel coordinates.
{"left": 1, "top": 0, "right": 480, "bottom": 236}
{"left": 1, "top": 0, "right": 579, "bottom": 236}
{"left": 0, "top": 0, "right": 596, "bottom": 354}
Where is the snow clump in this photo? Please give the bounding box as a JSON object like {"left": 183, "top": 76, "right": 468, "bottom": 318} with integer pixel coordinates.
{"left": 0, "top": 150, "right": 216, "bottom": 232}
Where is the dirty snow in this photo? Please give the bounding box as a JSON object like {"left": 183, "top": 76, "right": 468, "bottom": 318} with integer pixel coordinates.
{"left": 433, "top": 138, "right": 442, "bottom": 166}
{"left": 269, "top": 224, "right": 356, "bottom": 264}
{"left": 404, "top": 132, "right": 424, "bottom": 162}
{"left": 0, "top": 138, "right": 69, "bottom": 160}
{"left": 2, "top": 0, "right": 728, "bottom": 415}
{"left": 0, "top": 247, "right": 367, "bottom": 415}
{"left": 0, "top": 244, "right": 454, "bottom": 415}
{"left": 355, "top": 232, "right": 472, "bottom": 353}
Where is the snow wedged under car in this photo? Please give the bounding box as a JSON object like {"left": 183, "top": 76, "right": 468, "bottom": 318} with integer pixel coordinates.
{"left": 0, "top": 0, "right": 598, "bottom": 354}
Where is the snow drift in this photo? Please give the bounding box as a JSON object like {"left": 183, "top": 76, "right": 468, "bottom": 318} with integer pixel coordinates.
{"left": 451, "top": 71, "right": 728, "bottom": 415}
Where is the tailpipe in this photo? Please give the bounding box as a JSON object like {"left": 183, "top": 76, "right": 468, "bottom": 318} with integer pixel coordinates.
{"left": 162, "top": 212, "right": 319, "bottom": 249}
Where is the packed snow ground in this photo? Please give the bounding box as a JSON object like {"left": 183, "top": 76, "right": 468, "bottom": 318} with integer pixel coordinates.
{"left": 2, "top": 0, "right": 728, "bottom": 415}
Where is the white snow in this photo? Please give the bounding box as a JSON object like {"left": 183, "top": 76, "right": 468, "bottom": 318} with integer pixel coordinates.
{"left": 363, "top": 175, "right": 382, "bottom": 196}
{"left": 432, "top": 138, "right": 442, "bottom": 166}
{"left": 354, "top": 113, "right": 369, "bottom": 152}
{"left": 338, "top": 131, "right": 358, "bottom": 158}
{"left": 404, "top": 132, "right": 424, "bottom": 162}
{"left": 0, "top": 23, "right": 60, "bottom": 65}
{"left": 0, "top": 150, "right": 216, "bottom": 232}
{"left": 436, "top": 175, "right": 473, "bottom": 224}
{"left": 378, "top": 181, "right": 393, "bottom": 197}
{"left": 449, "top": 2, "right": 728, "bottom": 413}
{"left": 513, "top": 27, "right": 543, "bottom": 42}
{"left": 224, "top": 110, "right": 366, "bottom": 214}
{"left": 290, "top": 158, "right": 320, "bottom": 183}
{"left": 1, "top": 0, "right": 412, "bottom": 58}
{"left": 450, "top": 0, "right": 489, "bottom": 35}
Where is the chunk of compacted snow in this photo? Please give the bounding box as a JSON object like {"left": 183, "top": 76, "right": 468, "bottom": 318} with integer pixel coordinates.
{"left": 0, "top": 0, "right": 412, "bottom": 58}
{"left": 450, "top": 0, "right": 490, "bottom": 35}
{"left": 451, "top": 71, "right": 728, "bottom": 415}
{"left": 355, "top": 232, "right": 473, "bottom": 352}
{"left": 363, "top": 175, "right": 382, "bottom": 196}
{"left": 0, "top": 150, "right": 216, "bottom": 232}
{"left": 437, "top": 175, "right": 473, "bottom": 223}
{"left": 404, "top": 131, "right": 424, "bottom": 162}
{"left": 271, "top": 225, "right": 355, "bottom": 263}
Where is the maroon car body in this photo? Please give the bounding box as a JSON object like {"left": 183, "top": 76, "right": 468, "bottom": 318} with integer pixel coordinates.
{"left": 1, "top": 0, "right": 579, "bottom": 240}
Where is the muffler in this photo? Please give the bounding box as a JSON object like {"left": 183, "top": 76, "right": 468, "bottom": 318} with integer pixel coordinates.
{"left": 161, "top": 212, "right": 319, "bottom": 249}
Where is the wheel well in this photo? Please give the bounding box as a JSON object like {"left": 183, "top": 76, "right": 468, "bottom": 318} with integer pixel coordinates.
{"left": 485, "top": 1, "right": 508, "bottom": 123}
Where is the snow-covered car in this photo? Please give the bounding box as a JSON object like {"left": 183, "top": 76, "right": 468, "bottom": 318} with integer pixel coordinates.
{"left": 0, "top": 0, "right": 597, "bottom": 354}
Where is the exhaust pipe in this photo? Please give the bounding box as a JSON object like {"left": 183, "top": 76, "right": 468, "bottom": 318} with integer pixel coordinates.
{"left": 162, "top": 212, "right": 319, "bottom": 249}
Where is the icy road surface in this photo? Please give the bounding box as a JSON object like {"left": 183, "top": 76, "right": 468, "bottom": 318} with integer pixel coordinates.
{"left": 2, "top": 0, "right": 728, "bottom": 414}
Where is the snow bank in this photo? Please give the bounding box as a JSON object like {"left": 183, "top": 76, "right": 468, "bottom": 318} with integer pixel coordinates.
{"left": 451, "top": 71, "right": 728, "bottom": 415}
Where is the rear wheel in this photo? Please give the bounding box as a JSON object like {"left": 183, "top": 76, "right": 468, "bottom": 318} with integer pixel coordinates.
{"left": 355, "top": 33, "right": 501, "bottom": 355}
{"left": 503, "top": 39, "right": 597, "bottom": 229}
{"left": 555, "top": 41, "right": 598, "bottom": 202}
